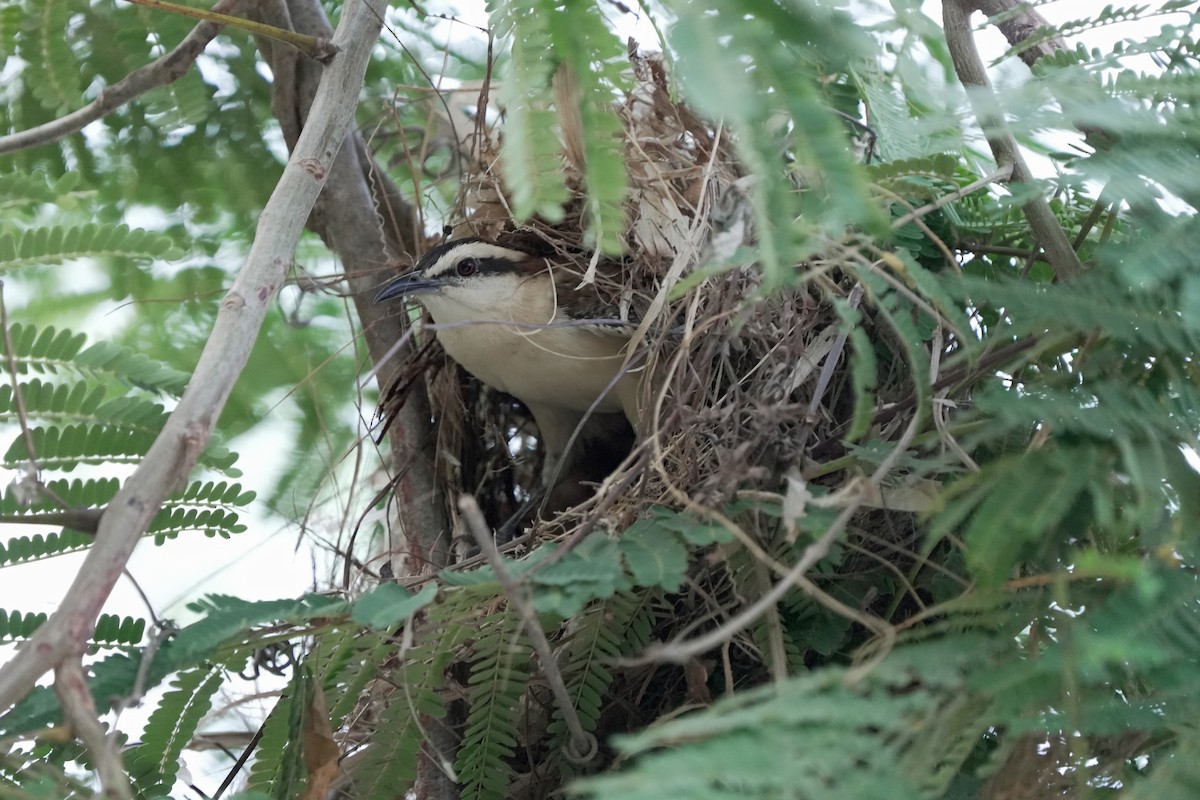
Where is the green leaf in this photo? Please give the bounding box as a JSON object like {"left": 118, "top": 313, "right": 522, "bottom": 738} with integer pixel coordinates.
{"left": 127, "top": 667, "right": 223, "bottom": 795}
{"left": 457, "top": 605, "right": 532, "bottom": 800}
{"left": 0, "top": 224, "right": 180, "bottom": 270}
{"left": 531, "top": 535, "right": 627, "bottom": 617}
{"left": 174, "top": 594, "right": 348, "bottom": 661}
{"left": 351, "top": 582, "right": 438, "bottom": 629}
{"left": 619, "top": 523, "right": 688, "bottom": 591}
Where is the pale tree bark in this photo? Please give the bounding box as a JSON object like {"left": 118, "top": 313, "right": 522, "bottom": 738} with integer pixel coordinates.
{"left": 250, "top": 0, "right": 451, "bottom": 575}
{"left": 250, "top": 3, "right": 458, "bottom": 798}
{"left": 942, "top": 0, "right": 1085, "bottom": 282}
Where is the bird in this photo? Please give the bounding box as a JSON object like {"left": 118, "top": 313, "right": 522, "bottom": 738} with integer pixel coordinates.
{"left": 373, "top": 237, "right": 644, "bottom": 512}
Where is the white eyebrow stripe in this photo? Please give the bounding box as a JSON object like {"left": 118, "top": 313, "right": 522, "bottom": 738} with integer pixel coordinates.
{"left": 423, "top": 241, "right": 540, "bottom": 279}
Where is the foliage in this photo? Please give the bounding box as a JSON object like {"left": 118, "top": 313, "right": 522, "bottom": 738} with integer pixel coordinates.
{"left": 125, "top": 665, "right": 224, "bottom": 796}
{"left": 487, "top": 0, "right": 630, "bottom": 252}
{"left": 0, "top": 0, "right": 1199, "bottom": 799}
{"left": 576, "top": 637, "right": 978, "bottom": 800}
{"left": 0, "top": 321, "right": 254, "bottom": 554}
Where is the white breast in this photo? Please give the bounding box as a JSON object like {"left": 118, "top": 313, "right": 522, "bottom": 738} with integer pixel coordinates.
{"left": 436, "top": 316, "right": 635, "bottom": 413}
{"left": 418, "top": 275, "right": 642, "bottom": 424}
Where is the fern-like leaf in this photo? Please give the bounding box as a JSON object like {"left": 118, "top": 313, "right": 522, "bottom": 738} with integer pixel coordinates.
{"left": 457, "top": 604, "right": 532, "bottom": 800}
{"left": 549, "top": 591, "right": 655, "bottom": 747}
{"left": 20, "top": 0, "right": 78, "bottom": 113}
{"left": 0, "top": 645, "right": 178, "bottom": 738}
{"left": 0, "top": 169, "right": 80, "bottom": 209}
{"left": 488, "top": 0, "right": 571, "bottom": 223}
{"left": 172, "top": 594, "right": 348, "bottom": 663}
{"left": 575, "top": 639, "right": 995, "bottom": 800}
{"left": 5, "top": 422, "right": 154, "bottom": 470}
{"left": 668, "top": 0, "right": 883, "bottom": 283}
{"left": 244, "top": 664, "right": 312, "bottom": 797}
{"left": 0, "top": 527, "right": 93, "bottom": 566}
{"left": 0, "top": 322, "right": 189, "bottom": 395}
{"left": 142, "top": 69, "right": 214, "bottom": 135}
{"left": 126, "top": 666, "right": 223, "bottom": 796}
{"left": 311, "top": 627, "right": 391, "bottom": 731}
{"left": 0, "top": 224, "right": 180, "bottom": 270}
{"left": 0, "top": 4, "right": 20, "bottom": 61}
{"left": 91, "top": 613, "right": 147, "bottom": 646}
{"left": 73, "top": 338, "right": 191, "bottom": 395}
{"left": 542, "top": 7, "right": 629, "bottom": 252}
{"left": 350, "top": 588, "right": 479, "bottom": 795}
{"left": 0, "top": 607, "right": 48, "bottom": 642}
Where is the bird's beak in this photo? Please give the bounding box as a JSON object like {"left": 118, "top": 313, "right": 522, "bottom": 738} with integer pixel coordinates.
{"left": 373, "top": 271, "right": 442, "bottom": 303}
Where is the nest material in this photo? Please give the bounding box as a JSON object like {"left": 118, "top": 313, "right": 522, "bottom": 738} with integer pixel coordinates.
{"left": 401, "top": 51, "right": 861, "bottom": 547}
{"left": 370, "top": 47, "right": 927, "bottom": 565}
{"left": 361, "top": 49, "right": 939, "bottom": 799}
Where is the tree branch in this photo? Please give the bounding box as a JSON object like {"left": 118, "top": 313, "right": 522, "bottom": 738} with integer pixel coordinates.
{"left": 0, "top": 0, "right": 389, "bottom": 715}
{"left": 971, "top": 0, "right": 1116, "bottom": 150}
{"left": 124, "top": 0, "right": 337, "bottom": 61}
{"left": 973, "top": 0, "right": 1067, "bottom": 69}
{"left": 0, "top": 509, "right": 104, "bottom": 533}
{"left": 256, "top": 0, "right": 449, "bottom": 595}
{"left": 254, "top": 5, "right": 456, "bottom": 798}
{"left": 55, "top": 660, "right": 133, "bottom": 800}
{"left": 0, "top": 0, "right": 249, "bottom": 156}
{"left": 942, "top": 0, "right": 1084, "bottom": 282}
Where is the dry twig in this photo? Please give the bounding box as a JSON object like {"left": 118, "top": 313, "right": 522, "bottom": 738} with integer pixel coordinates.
{"left": 55, "top": 660, "right": 133, "bottom": 799}
{"left": 458, "top": 495, "right": 599, "bottom": 764}
{"left": 628, "top": 409, "right": 922, "bottom": 668}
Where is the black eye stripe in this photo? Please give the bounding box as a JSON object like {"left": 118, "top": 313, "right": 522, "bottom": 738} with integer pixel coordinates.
{"left": 450, "top": 256, "right": 534, "bottom": 278}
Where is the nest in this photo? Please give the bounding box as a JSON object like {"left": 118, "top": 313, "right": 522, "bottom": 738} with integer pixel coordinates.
{"left": 362, "top": 48, "right": 941, "bottom": 796}
{"left": 386, "top": 51, "right": 884, "bottom": 552}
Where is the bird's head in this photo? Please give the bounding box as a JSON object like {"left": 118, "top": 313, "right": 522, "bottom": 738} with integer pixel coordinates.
{"left": 373, "top": 238, "right": 550, "bottom": 324}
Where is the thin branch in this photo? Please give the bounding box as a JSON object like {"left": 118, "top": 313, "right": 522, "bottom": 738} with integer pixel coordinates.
{"left": 0, "top": 0, "right": 248, "bottom": 155}
{"left": 124, "top": 0, "right": 337, "bottom": 61}
{"left": 0, "top": 0, "right": 389, "bottom": 715}
{"left": 0, "top": 509, "right": 104, "bottom": 532}
{"left": 260, "top": 0, "right": 441, "bottom": 585}
{"left": 809, "top": 284, "right": 861, "bottom": 420}
{"left": 629, "top": 409, "right": 923, "bottom": 667}
{"left": 878, "top": 187, "right": 961, "bottom": 268}
{"left": 929, "top": 326, "right": 979, "bottom": 472}
{"left": 956, "top": 242, "right": 1039, "bottom": 258}
{"left": 697, "top": 491, "right": 896, "bottom": 665}
{"left": 211, "top": 724, "right": 265, "bottom": 800}
{"left": 942, "top": 0, "right": 1085, "bottom": 282}
{"left": 116, "top": 620, "right": 176, "bottom": 714}
{"left": 55, "top": 660, "right": 133, "bottom": 800}
{"left": 973, "top": 0, "right": 1068, "bottom": 68}
{"left": 1072, "top": 186, "right": 1117, "bottom": 250}
{"left": 458, "top": 494, "right": 599, "bottom": 765}
{"left": 888, "top": 164, "right": 1013, "bottom": 231}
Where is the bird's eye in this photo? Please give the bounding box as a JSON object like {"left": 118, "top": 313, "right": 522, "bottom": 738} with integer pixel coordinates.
{"left": 456, "top": 258, "right": 480, "bottom": 278}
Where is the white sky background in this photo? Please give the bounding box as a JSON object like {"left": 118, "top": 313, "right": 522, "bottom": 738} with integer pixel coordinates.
{"left": 0, "top": 0, "right": 1195, "bottom": 792}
